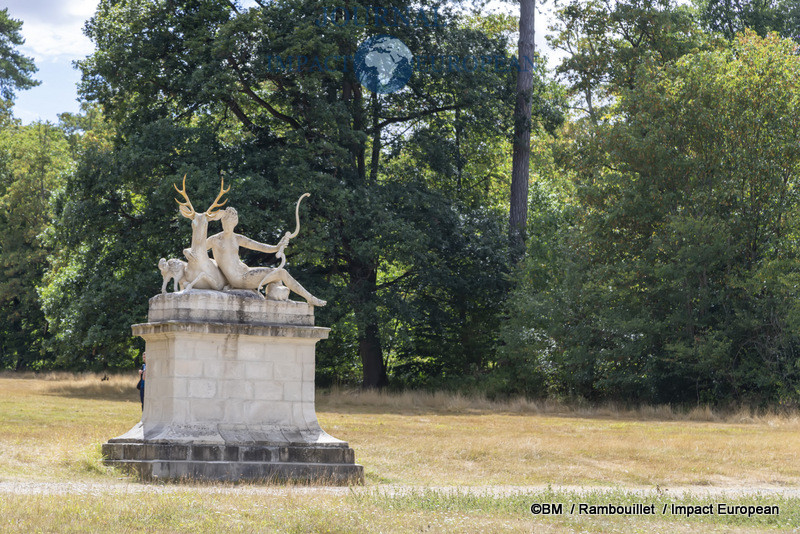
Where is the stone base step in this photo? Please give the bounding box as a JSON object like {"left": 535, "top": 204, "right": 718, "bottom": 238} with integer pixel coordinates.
{"left": 102, "top": 441, "right": 355, "bottom": 463}
{"left": 101, "top": 440, "right": 364, "bottom": 484}
{"left": 105, "top": 459, "right": 364, "bottom": 484}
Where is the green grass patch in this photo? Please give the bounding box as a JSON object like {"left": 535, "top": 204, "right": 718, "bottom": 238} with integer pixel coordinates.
{"left": 2, "top": 375, "right": 800, "bottom": 532}
{"left": 0, "top": 489, "right": 798, "bottom": 533}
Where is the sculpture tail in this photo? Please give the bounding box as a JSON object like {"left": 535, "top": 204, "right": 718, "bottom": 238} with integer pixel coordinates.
{"left": 289, "top": 193, "right": 310, "bottom": 239}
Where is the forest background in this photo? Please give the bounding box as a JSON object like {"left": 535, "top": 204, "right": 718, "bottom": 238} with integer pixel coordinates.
{"left": 2, "top": 0, "right": 800, "bottom": 407}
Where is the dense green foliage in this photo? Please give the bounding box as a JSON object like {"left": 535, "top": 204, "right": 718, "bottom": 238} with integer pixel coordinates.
{"left": 0, "top": 8, "right": 39, "bottom": 101}
{"left": 547, "top": 0, "right": 710, "bottom": 123}
{"left": 503, "top": 31, "right": 800, "bottom": 404}
{"left": 696, "top": 0, "right": 800, "bottom": 40}
{"left": 3, "top": 0, "right": 800, "bottom": 404}
{"left": 36, "top": 0, "right": 556, "bottom": 384}
{"left": 0, "top": 114, "right": 72, "bottom": 368}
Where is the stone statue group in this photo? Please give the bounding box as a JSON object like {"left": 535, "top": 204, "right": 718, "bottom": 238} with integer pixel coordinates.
{"left": 158, "top": 176, "right": 326, "bottom": 307}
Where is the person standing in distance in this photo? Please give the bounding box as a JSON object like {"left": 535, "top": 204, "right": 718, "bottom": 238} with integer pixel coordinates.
{"left": 137, "top": 352, "right": 146, "bottom": 410}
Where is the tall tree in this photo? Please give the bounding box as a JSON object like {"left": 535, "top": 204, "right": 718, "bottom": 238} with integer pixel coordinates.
{"left": 55, "top": 0, "right": 531, "bottom": 385}
{"left": 509, "top": 0, "right": 536, "bottom": 258}
{"left": 506, "top": 32, "right": 800, "bottom": 403}
{"left": 0, "top": 119, "right": 72, "bottom": 369}
{"left": 695, "top": 0, "right": 795, "bottom": 38}
{"left": 548, "top": 0, "right": 705, "bottom": 123}
{"left": 0, "top": 8, "right": 39, "bottom": 101}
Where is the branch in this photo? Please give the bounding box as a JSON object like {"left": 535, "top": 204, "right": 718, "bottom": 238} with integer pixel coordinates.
{"left": 176, "top": 102, "right": 201, "bottom": 121}
{"left": 227, "top": 56, "right": 303, "bottom": 130}
{"left": 369, "top": 92, "right": 380, "bottom": 185}
{"left": 376, "top": 269, "right": 414, "bottom": 290}
{"left": 465, "top": 173, "right": 497, "bottom": 191}
{"left": 110, "top": 198, "right": 138, "bottom": 223}
{"left": 118, "top": 208, "right": 138, "bottom": 223}
{"left": 225, "top": 98, "right": 256, "bottom": 130}
{"left": 375, "top": 103, "right": 464, "bottom": 131}
{"left": 239, "top": 85, "right": 302, "bottom": 130}
{"left": 385, "top": 117, "right": 423, "bottom": 147}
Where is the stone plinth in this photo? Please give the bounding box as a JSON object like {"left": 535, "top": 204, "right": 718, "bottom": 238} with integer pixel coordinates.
{"left": 102, "top": 290, "right": 363, "bottom": 484}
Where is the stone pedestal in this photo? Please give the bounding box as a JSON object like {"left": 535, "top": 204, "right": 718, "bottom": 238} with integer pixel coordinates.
{"left": 102, "top": 290, "right": 363, "bottom": 484}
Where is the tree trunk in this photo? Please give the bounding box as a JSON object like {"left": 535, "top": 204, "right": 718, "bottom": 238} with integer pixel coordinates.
{"left": 360, "top": 321, "right": 387, "bottom": 389}
{"left": 350, "top": 260, "right": 388, "bottom": 388}
{"left": 347, "top": 83, "right": 387, "bottom": 388}
{"left": 510, "top": 0, "right": 535, "bottom": 260}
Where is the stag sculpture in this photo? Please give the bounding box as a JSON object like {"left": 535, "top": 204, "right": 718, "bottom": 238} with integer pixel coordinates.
{"left": 172, "top": 175, "right": 230, "bottom": 291}
{"left": 156, "top": 179, "right": 324, "bottom": 306}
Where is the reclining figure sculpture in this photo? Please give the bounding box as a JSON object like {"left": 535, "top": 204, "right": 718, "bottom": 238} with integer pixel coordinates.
{"left": 159, "top": 176, "right": 325, "bottom": 307}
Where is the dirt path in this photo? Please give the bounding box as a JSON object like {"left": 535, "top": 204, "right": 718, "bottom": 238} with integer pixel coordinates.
{"left": 2, "top": 480, "right": 799, "bottom": 498}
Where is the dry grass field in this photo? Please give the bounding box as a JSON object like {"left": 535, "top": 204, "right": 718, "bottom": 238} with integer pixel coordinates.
{"left": 1, "top": 372, "right": 799, "bottom": 532}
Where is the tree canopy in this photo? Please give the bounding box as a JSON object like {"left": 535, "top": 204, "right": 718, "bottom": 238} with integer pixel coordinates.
{"left": 504, "top": 31, "right": 800, "bottom": 404}
{"left": 0, "top": 115, "right": 72, "bottom": 368}
{"left": 696, "top": 0, "right": 800, "bottom": 40}
{"left": 0, "top": 8, "right": 39, "bottom": 101}
{"left": 36, "top": 0, "right": 563, "bottom": 386}
{"left": 2, "top": 0, "right": 800, "bottom": 406}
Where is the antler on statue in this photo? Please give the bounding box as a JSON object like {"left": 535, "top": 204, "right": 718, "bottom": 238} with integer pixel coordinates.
{"left": 206, "top": 178, "right": 230, "bottom": 216}
{"left": 174, "top": 175, "right": 196, "bottom": 219}
{"left": 169, "top": 174, "right": 230, "bottom": 291}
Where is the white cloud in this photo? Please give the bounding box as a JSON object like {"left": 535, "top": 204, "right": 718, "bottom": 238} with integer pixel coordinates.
{"left": 4, "top": 0, "right": 98, "bottom": 61}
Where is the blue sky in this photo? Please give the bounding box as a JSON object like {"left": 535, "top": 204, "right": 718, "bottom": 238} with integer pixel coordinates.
{"left": 8, "top": 0, "right": 559, "bottom": 125}
{"left": 7, "top": 0, "right": 96, "bottom": 124}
